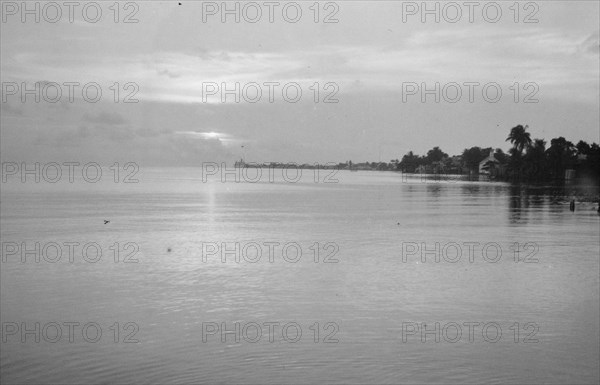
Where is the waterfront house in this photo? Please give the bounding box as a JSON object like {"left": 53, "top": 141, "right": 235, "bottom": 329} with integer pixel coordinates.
{"left": 478, "top": 149, "right": 500, "bottom": 175}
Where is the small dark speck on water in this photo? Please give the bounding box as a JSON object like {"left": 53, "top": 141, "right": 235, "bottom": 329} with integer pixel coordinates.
{"left": 167, "top": 248, "right": 172, "bottom": 252}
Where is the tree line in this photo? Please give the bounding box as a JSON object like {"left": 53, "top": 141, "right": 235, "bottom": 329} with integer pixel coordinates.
{"left": 341, "top": 125, "right": 600, "bottom": 182}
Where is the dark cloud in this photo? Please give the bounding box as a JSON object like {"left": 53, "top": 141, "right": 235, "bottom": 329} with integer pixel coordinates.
{"left": 46, "top": 123, "right": 136, "bottom": 147}
{"left": 188, "top": 46, "right": 232, "bottom": 61}
{"left": 167, "top": 131, "right": 234, "bottom": 163}
{"left": 0, "top": 103, "right": 23, "bottom": 116}
{"left": 82, "top": 111, "right": 128, "bottom": 125}
{"left": 35, "top": 80, "right": 53, "bottom": 87}
{"left": 579, "top": 31, "right": 599, "bottom": 54}
{"left": 97, "top": 124, "right": 136, "bottom": 141}
{"left": 157, "top": 69, "right": 181, "bottom": 78}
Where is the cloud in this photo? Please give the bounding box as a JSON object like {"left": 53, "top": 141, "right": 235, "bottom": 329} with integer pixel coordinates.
{"left": 157, "top": 69, "right": 181, "bottom": 79}
{"left": 83, "top": 111, "right": 128, "bottom": 125}
{"left": 579, "top": 31, "right": 600, "bottom": 55}
{"left": 174, "top": 131, "right": 239, "bottom": 146}
{"left": 0, "top": 103, "right": 23, "bottom": 116}
{"left": 4, "top": 26, "right": 597, "bottom": 105}
{"left": 1, "top": 2, "right": 597, "bottom": 165}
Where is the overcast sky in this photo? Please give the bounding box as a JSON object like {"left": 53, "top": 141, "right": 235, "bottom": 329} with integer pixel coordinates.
{"left": 1, "top": 1, "right": 598, "bottom": 165}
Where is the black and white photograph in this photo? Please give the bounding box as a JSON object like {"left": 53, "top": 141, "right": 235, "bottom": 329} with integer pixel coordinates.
{"left": 1, "top": 1, "right": 599, "bottom": 384}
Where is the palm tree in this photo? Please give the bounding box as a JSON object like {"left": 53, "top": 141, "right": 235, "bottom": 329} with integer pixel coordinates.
{"left": 506, "top": 124, "right": 532, "bottom": 154}
{"left": 523, "top": 138, "right": 547, "bottom": 180}
{"left": 506, "top": 147, "right": 525, "bottom": 181}
{"left": 546, "top": 137, "right": 577, "bottom": 180}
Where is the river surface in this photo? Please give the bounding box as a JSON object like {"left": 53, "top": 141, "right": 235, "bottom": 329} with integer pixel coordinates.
{"left": 1, "top": 168, "right": 599, "bottom": 384}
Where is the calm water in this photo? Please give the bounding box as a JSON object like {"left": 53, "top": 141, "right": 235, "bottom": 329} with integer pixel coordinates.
{"left": 1, "top": 169, "right": 599, "bottom": 384}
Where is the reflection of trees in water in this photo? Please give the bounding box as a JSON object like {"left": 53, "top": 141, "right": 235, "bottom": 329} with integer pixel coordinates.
{"left": 426, "top": 184, "right": 442, "bottom": 198}
{"left": 540, "top": 184, "right": 599, "bottom": 203}
{"left": 507, "top": 183, "right": 600, "bottom": 224}
{"left": 527, "top": 192, "right": 546, "bottom": 224}
{"left": 529, "top": 194, "right": 545, "bottom": 205}
{"left": 460, "top": 183, "right": 506, "bottom": 199}
{"left": 461, "top": 184, "right": 480, "bottom": 195}
{"left": 508, "top": 185, "right": 526, "bottom": 225}
{"left": 403, "top": 184, "right": 418, "bottom": 198}
{"left": 426, "top": 181, "right": 597, "bottom": 226}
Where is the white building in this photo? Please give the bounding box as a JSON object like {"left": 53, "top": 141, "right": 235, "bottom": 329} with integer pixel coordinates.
{"left": 478, "top": 149, "right": 500, "bottom": 174}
